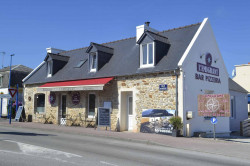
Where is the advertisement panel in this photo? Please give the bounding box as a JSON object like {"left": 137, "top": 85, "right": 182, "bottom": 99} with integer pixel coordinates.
{"left": 198, "top": 94, "right": 230, "bottom": 117}
{"left": 140, "top": 109, "right": 175, "bottom": 134}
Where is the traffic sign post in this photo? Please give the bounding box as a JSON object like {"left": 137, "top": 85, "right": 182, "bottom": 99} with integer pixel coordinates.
{"left": 211, "top": 117, "right": 217, "bottom": 140}
{"left": 8, "top": 89, "right": 17, "bottom": 98}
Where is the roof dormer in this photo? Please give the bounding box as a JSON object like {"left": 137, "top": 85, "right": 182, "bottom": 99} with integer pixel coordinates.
{"left": 44, "top": 53, "right": 69, "bottom": 77}
{"left": 137, "top": 30, "right": 170, "bottom": 68}
{"left": 86, "top": 42, "right": 113, "bottom": 72}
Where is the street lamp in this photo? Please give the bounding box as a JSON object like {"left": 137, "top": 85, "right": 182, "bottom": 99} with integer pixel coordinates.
{"left": 8, "top": 54, "right": 15, "bottom": 89}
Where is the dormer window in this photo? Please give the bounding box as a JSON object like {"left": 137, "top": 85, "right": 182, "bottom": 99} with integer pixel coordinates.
{"left": 44, "top": 53, "right": 69, "bottom": 78}
{"left": 137, "top": 30, "right": 170, "bottom": 69}
{"left": 47, "top": 61, "right": 52, "bottom": 77}
{"left": 90, "top": 53, "right": 97, "bottom": 72}
{"left": 140, "top": 42, "right": 154, "bottom": 68}
{"left": 86, "top": 42, "right": 114, "bottom": 73}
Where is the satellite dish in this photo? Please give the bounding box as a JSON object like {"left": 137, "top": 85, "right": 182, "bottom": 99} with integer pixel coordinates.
{"left": 232, "top": 69, "right": 236, "bottom": 77}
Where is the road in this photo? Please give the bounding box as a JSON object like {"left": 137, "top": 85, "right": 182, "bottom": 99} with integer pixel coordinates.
{"left": 0, "top": 126, "right": 250, "bottom": 166}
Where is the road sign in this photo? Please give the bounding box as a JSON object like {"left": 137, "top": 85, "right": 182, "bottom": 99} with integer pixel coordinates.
{"left": 0, "top": 94, "right": 11, "bottom": 99}
{"left": 211, "top": 117, "right": 217, "bottom": 124}
{"left": 8, "top": 89, "right": 17, "bottom": 98}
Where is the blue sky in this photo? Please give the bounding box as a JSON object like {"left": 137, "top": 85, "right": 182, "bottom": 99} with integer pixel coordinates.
{"left": 0, "top": 0, "right": 249, "bottom": 76}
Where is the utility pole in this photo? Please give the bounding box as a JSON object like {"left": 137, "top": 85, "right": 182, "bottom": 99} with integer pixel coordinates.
{"left": 8, "top": 54, "right": 14, "bottom": 124}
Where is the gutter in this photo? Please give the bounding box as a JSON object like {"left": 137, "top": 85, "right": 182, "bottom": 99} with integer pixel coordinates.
{"left": 174, "top": 68, "right": 179, "bottom": 116}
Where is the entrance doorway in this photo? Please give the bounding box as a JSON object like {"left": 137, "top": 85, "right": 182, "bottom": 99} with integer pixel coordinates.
{"left": 120, "top": 91, "right": 134, "bottom": 131}
{"left": 127, "top": 96, "right": 133, "bottom": 131}
{"left": 60, "top": 95, "right": 67, "bottom": 125}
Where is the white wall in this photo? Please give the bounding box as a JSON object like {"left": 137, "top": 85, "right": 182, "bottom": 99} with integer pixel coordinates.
{"left": 0, "top": 88, "right": 9, "bottom": 116}
{"left": 229, "top": 90, "right": 248, "bottom": 131}
{"left": 178, "top": 18, "right": 230, "bottom": 136}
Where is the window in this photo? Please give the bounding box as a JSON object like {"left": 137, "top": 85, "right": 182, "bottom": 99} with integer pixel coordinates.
{"left": 0, "top": 75, "right": 3, "bottom": 87}
{"left": 90, "top": 53, "right": 97, "bottom": 72}
{"left": 140, "top": 42, "right": 154, "bottom": 67}
{"left": 88, "top": 94, "right": 96, "bottom": 118}
{"left": 34, "top": 94, "right": 45, "bottom": 113}
{"left": 75, "top": 59, "right": 87, "bottom": 68}
{"left": 47, "top": 61, "right": 52, "bottom": 77}
{"left": 231, "top": 96, "right": 235, "bottom": 119}
{"left": 248, "top": 94, "right": 250, "bottom": 104}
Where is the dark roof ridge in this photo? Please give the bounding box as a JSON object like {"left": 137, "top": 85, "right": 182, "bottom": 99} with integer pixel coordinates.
{"left": 60, "top": 22, "right": 201, "bottom": 54}
{"left": 144, "top": 30, "right": 169, "bottom": 40}
{"left": 160, "top": 22, "right": 201, "bottom": 33}
{"left": 91, "top": 42, "right": 114, "bottom": 49}
{"left": 48, "top": 52, "right": 70, "bottom": 57}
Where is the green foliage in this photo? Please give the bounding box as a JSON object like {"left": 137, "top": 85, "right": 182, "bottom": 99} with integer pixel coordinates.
{"left": 169, "top": 116, "right": 183, "bottom": 130}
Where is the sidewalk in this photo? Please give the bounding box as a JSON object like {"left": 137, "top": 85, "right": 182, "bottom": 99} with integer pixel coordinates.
{"left": 1, "top": 119, "right": 250, "bottom": 159}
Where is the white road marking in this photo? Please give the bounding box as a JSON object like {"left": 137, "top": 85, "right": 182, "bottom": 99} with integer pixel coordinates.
{"left": 100, "top": 161, "right": 119, "bottom": 166}
{"left": 2, "top": 140, "right": 84, "bottom": 165}
{"left": 5, "top": 140, "right": 82, "bottom": 158}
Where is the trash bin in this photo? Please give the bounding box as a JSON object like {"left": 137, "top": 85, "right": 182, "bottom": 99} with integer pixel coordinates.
{"left": 27, "top": 115, "right": 32, "bottom": 122}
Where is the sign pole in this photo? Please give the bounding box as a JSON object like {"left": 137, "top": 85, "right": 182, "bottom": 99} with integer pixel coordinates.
{"left": 213, "top": 124, "right": 216, "bottom": 140}
{"left": 16, "top": 84, "right": 19, "bottom": 114}
{"left": 0, "top": 98, "right": 2, "bottom": 117}
{"left": 9, "top": 102, "right": 12, "bottom": 124}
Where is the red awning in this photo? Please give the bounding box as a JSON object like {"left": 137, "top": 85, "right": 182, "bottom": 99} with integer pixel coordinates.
{"left": 38, "top": 77, "right": 114, "bottom": 91}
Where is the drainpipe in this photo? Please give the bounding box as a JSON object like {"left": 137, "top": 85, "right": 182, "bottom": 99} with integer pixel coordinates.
{"left": 174, "top": 68, "right": 179, "bottom": 116}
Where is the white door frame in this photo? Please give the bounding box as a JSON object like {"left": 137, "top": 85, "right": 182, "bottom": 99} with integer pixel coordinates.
{"left": 127, "top": 95, "right": 133, "bottom": 131}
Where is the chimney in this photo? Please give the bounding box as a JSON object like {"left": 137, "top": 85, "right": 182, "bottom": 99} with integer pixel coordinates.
{"left": 136, "top": 22, "right": 158, "bottom": 42}
{"left": 145, "top": 22, "right": 150, "bottom": 26}
{"left": 46, "top": 47, "right": 65, "bottom": 54}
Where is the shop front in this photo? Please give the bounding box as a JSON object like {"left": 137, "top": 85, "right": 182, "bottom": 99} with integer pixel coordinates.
{"left": 23, "top": 18, "right": 248, "bottom": 136}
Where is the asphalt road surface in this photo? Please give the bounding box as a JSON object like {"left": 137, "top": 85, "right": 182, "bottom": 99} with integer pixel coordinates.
{"left": 0, "top": 126, "right": 250, "bottom": 166}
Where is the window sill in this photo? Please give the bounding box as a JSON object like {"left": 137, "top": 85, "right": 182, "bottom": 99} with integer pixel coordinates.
{"left": 90, "top": 69, "right": 96, "bottom": 73}
{"left": 139, "top": 65, "right": 154, "bottom": 69}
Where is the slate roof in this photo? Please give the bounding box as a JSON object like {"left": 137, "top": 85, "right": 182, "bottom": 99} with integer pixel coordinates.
{"left": 24, "top": 23, "right": 201, "bottom": 85}
{"left": 0, "top": 65, "right": 33, "bottom": 73}
{"left": 229, "top": 78, "right": 248, "bottom": 93}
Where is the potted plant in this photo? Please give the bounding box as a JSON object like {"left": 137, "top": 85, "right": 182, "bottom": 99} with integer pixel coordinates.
{"left": 169, "top": 116, "right": 183, "bottom": 137}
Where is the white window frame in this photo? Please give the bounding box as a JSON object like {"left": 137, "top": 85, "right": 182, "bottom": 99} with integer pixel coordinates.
{"left": 140, "top": 42, "right": 155, "bottom": 68}
{"left": 88, "top": 93, "right": 96, "bottom": 118}
{"left": 47, "top": 61, "right": 52, "bottom": 77}
{"left": 90, "top": 53, "right": 97, "bottom": 72}
{"left": 34, "top": 93, "right": 46, "bottom": 114}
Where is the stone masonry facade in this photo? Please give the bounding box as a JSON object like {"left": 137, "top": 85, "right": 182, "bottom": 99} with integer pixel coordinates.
{"left": 24, "top": 72, "right": 176, "bottom": 132}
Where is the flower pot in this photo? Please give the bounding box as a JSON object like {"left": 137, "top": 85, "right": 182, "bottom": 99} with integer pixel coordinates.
{"left": 172, "top": 129, "right": 180, "bottom": 137}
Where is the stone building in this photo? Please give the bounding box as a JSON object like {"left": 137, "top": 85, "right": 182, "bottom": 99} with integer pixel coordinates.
{"left": 0, "top": 65, "right": 33, "bottom": 116}
{"left": 232, "top": 63, "right": 250, "bottom": 112}
{"left": 23, "top": 18, "right": 248, "bottom": 136}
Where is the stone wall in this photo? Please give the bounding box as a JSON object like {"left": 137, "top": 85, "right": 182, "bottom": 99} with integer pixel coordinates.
{"left": 24, "top": 72, "right": 176, "bottom": 132}
{"left": 116, "top": 73, "right": 176, "bottom": 132}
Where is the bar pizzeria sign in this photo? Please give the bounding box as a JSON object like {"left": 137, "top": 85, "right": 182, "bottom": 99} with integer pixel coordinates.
{"left": 198, "top": 94, "right": 230, "bottom": 117}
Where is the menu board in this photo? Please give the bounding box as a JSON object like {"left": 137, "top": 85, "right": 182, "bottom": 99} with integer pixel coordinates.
{"left": 98, "top": 107, "right": 110, "bottom": 126}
